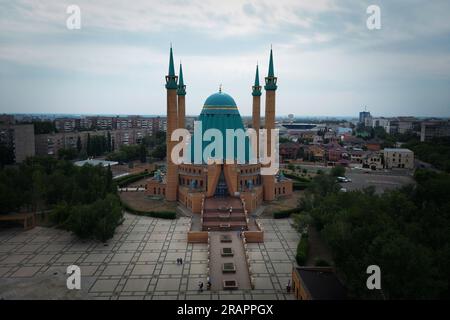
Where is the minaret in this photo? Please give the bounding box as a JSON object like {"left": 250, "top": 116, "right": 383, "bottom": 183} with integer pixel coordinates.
{"left": 165, "top": 46, "right": 178, "bottom": 201}
{"left": 262, "top": 48, "right": 278, "bottom": 201}
{"left": 177, "top": 63, "right": 186, "bottom": 129}
{"left": 252, "top": 64, "right": 262, "bottom": 157}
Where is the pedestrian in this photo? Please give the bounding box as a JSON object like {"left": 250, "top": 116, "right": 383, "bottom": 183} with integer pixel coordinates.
{"left": 176, "top": 258, "right": 180, "bottom": 265}
{"left": 180, "top": 257, "right": 183, "bottom": 265}
{"left": 199, "top": 281, "right": 203, "bottom": 292}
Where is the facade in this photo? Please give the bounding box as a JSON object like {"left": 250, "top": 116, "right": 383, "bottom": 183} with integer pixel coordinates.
{"left": 359, "top": 110, "right": 371, "bottom": 124}
{"left": 0, "top": 123, "right": 35, "bottom": 163}
{"left": 35, "top": 128, "right": 154, "bottom": 156}
{"left": 52, "top": 115, "right": 166, "bottom": 133}
{"left": 362, "top": 151, "right": 383, "bottom": 170}
{"left": 420, "top": 120, "right": 450, "bottom": 142}
{"left": 279, "top": 142, "right": 300, "bottom": 161}
{"left": 383, "top": 148, "right": 414, "bottom": 169}
{"left": 147, "top": 48, "right": 293, "bottom": 216}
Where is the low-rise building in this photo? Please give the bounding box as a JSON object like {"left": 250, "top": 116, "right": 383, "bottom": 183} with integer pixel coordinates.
{"left": 279, "top": 142, "right": 300, "bottom": 161}
{"left": 362, "top": 151, "right": 383, "bottom": 170}
{"left": 304, "top": 145, "right": 325, "bottom": 162}
{"left": 383, "top": 148, "right": 414, "bottom": 169}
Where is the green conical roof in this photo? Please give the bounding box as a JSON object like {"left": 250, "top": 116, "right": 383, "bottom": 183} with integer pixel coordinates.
{"left": 268, "top": 48, "right": 274, "bottom": 77}
{"left": 168, "top": 46, "right": 175, "bottom": 76}
{"left": 265, "top": 48, "right": 277, "bottom": 91}
{"left": 165, "top": 46, "right": 177, "bottom": 89}
{"left": 177, "top": 63, "right": 186, "bottom": 95}
{"left": 252, "top": 64, "right": 262, "bottom": 96}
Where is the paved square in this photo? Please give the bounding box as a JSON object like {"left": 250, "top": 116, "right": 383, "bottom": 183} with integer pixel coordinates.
{"left": 0, "top": 214, "right": 299, "bottom": 300}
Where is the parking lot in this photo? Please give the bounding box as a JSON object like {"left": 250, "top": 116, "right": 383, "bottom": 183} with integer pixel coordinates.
{"left": 343, "top": 171, "right": 415, "bottom": 194}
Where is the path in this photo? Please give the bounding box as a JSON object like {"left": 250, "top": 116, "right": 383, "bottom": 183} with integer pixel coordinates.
{"left": 209, "top": 231, "right": 251, "bottom": 291}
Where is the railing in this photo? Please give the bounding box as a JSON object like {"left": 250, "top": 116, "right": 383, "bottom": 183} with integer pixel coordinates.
{"left": 206, "top": 231, "right": 211, "bottom": 287}
{"left": 241, "top": 234, "right": 255, "bottom": 289}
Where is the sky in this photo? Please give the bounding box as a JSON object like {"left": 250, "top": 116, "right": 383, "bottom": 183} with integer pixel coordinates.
{"left": 0, "top": 0, "right": 449, "bottom": 118}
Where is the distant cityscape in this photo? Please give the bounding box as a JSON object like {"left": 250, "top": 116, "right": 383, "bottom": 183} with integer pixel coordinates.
{"left": 1, "top": 111, "right": 449, "bottom": 167}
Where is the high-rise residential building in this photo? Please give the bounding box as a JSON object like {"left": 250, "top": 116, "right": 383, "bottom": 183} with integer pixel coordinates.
{"left": 0, "top": 123, "right": 35, "bottom": 163}
{"left": 359, "top": 110, "right": 371, "bottom": 125}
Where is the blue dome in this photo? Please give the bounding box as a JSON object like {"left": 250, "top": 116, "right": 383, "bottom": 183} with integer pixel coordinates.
{"left": 203, "top": 92, "right": 237, "bottom": 108}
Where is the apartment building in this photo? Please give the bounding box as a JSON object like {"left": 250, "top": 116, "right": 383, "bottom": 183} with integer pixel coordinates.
{"left": 0, "top": 123, "right": 35, "bottom": 163}
{"left": 420, "top": 120, "right": 450, "bottom": 142}
{"left": 35, "top": 128, "right": 154, "bottom": 156}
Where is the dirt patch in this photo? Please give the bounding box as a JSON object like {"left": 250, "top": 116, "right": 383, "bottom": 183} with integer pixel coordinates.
{"left": 119, "top": 192, "right": 177, "bottom": 212}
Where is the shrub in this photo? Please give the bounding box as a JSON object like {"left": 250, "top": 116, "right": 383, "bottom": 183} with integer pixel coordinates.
{"left": 273, "top": 207, "right": 301, "bottom": 219}
{"left": 120, "top": 200, "right": 176, "bottom": 219}
{"left": 296, "top": 233, "right": 309, "bottom": 265}
{"left": 52, "top": 194, "right": 123, "bottom": 242}
{"left": 115, "top": 171, "right": 153, "bottom": 188}
{"left": 315, "top": 259, "right": 331, "bottom": 267}
{"left": 293, "top": 181, "right": 311, "bottom": 190}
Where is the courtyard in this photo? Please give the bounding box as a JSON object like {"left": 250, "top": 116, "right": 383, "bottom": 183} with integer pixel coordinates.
{"left": 0, "top": 213, "right": 298, "bottom": 300}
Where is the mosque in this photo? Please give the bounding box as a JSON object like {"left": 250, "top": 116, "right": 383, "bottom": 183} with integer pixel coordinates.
{"left": 146, "top": 47, "right": 292, "bottom": 232}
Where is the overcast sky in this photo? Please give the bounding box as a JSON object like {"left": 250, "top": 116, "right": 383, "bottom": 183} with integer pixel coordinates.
{"left": 1, "top": 0, "right": 449, "bottom": 118}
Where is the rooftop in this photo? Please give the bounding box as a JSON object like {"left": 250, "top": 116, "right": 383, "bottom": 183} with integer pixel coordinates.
{"left": 383, "top": 148, "right": 413, "bottom": 153}
{"left": 295, "top": 267, "right": 347, "bottom": 300}
{"left": 74, "top": 159, "right": 118, "bottom": 167}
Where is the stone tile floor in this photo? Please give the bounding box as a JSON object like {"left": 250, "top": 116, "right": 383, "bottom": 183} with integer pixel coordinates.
{"left": 0, "top": 213, "right": 298, "bottom": 300}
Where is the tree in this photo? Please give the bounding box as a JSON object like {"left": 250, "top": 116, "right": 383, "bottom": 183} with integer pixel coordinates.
{"left": 58, "top": 148, "right": 78, "bottom": 161}
{"left": 87, "top": 133, "right": 91, "bottom": 157}
{"left": 300, "top": 169, "right": 450, "bottom": 299}
{"left": 0, "top": 142, "right": 14, "bottom": 168}
{"left": 330, "top": 165, "right": 345, "bottom": 177}
{"left": 107, "top": 131, "right": 112, "bottom": 152}
{"left": 76, "top": 136, "right": 82, "bottom": 153}
{"left": 139, "top": 143, "right": 147, "bottom": 163}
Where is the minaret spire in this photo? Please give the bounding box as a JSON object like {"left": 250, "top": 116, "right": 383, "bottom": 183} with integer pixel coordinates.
{"left": 265, "top": 47, "right": 277, "bottom": 90}
{"left": 177, "top": 63, "right": 186, "bottom": 96}
{"left": 166, "top": 46, "right": 177, "bottom": 89}
{"left": 262, "top": 47, "right": 278, "bottom": 201}
{"left": 165, "top": 45, "right": 179, "bottom": 201}
{"left": 252, "top": 64, "right": 262, "bottom": 96}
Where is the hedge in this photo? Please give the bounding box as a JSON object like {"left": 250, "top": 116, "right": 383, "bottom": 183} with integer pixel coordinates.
{"left": 115, "top": 171, "right": 154, "bottom": 188}
{"left": 296, "top": 233, "right": 309, "bottom": 266}
{"left": 273, "top": 207, "right": 301, "bottom": 219}
{"left": 283, "top": 172, "right": 311, "bottom": 183}
{"left": 120, "top": 200, "right": 176, "bottom": 219}
{"left": 293, "top": 181, "right": 311, "bottom": 190}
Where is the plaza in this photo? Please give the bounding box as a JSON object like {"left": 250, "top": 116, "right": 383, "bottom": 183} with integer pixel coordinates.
{"left": 0, "top": 213, "right": 298, "bottom": 300}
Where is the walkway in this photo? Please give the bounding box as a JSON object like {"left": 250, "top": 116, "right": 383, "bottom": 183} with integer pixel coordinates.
{"left": 209, "top": 231, "right": 251, "bottom": 291}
